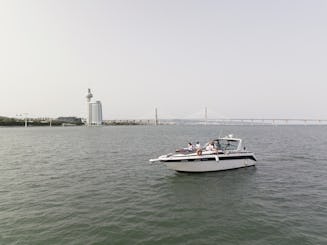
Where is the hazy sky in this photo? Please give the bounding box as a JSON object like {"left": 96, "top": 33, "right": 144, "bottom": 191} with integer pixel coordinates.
{"left": 1, "top": 0, "right": 326, "bottom": 119}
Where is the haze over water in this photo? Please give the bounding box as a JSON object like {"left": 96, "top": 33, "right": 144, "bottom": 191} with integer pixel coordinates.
{"left": 1, "top": 1, "right": 327, "bottom": 119}
{"left": 1, "top": 125, "right": 327, "bottom": 244}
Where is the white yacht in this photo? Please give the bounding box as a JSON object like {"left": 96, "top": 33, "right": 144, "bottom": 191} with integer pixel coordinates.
{"left": 149, "top": 135, "right": 256, "bottom": 173}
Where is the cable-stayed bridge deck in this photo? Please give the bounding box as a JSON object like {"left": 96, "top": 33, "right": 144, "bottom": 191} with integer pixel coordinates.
{"left": 158, "top": 118, "right": 327, "bottom": 125}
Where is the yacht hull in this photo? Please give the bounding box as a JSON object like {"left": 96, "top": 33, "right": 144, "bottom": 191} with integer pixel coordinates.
{"left": 164, "top": 158, "right": 256, "bottom": 173}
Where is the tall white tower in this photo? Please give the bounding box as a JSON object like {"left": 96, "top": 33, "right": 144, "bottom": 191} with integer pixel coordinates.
{"left": 86, "top": 88, "right": 93, "bottom": 126}
{"left": 90, "top": 101, "right": 103, "bottom": 126}
{"left": 85, "top": 88, "right": 103, "bottom": 126}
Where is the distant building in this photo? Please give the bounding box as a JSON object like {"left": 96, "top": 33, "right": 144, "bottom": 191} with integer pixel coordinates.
{"left": 89, "top": 101, "right": 103, "bottom": 126}
{"left": 86, "top": 89, "right": 103, "bottom": 126}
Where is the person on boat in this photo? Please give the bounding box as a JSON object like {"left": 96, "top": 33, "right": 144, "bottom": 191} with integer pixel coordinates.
{"left": 176, "top": 143, "right": 194, "bottom": 153}
{"left": 187, "top": 142, "right": 195, "bottom": 152}
{"left": 205, "top": 142, "right": 215, "bottom": 151}
{"left": 195, "top": 141, "right": 202, "bottom": 155}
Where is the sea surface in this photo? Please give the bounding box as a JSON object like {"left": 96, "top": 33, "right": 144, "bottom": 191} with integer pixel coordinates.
{"left": 0, "top": 125, "right": 326, "bottom": 245}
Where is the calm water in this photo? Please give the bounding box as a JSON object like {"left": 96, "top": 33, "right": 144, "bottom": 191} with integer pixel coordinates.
{"left": 0, "top": 125, "right": 326, "bottom": 245}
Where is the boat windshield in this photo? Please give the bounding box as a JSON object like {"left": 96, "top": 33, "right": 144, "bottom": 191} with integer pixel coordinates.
{"left": 214, "top": 139, "right": 240, "bottom": 151}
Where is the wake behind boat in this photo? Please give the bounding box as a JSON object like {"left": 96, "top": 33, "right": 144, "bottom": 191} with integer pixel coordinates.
{"left": 149, "top": 135, "right": 257, "bottom": 173}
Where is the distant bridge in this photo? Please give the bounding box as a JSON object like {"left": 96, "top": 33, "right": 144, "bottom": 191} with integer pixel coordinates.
{"left": 106, "top": 118, "right": 327, "bottom": 126}
{"left": 150, "top": 108, "right": 327, "bottom": 125}
{"left": 205, "top": 118, "right": 327, "bottom": 125}
{"left": 154, "top": 118, "right": 327, "bottom": 125}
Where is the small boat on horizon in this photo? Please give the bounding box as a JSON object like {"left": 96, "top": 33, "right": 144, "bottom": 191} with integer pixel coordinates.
{"left": 149, "top": 135, "right": 257, "bottom": 173}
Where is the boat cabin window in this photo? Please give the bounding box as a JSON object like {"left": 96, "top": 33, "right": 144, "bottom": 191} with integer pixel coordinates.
{"left": 216, "top": 139, "right": 239, "bottom": 151}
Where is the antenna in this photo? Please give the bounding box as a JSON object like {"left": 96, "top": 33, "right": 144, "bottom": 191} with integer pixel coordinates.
{"left": 155, "top": 108, "right": 158, "bottom": 126}
{"left": 205, "top": 107, "right": 208, "bottom": 125}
